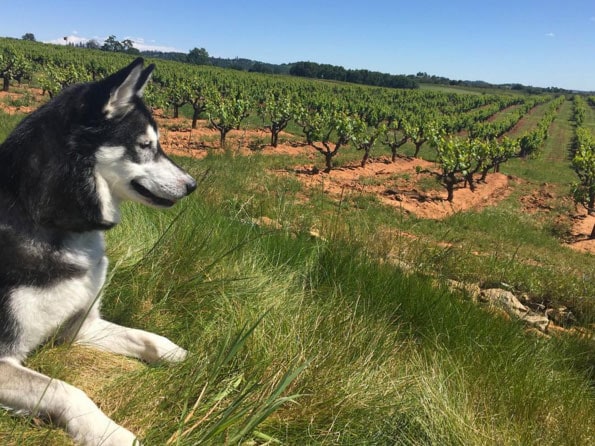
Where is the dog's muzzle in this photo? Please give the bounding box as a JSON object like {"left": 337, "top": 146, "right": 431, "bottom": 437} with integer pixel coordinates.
{"left": 130, "top": 173, "right": 196, "bottom": 208}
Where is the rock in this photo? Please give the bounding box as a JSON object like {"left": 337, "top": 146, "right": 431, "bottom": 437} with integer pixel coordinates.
{"left": 480, "top": 288, "right": 529, "bottom": 315}
{"left": 479, "top": 288, "right": 550, "bottom": 332}
{"left": 545, "top": 306, "right": 576, "bottom": 327}
{"left": 521, "top": 314, "right": 550, "bottom": 332}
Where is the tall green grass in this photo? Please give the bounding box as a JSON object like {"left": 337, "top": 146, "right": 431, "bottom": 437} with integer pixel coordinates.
{"left": 0, "top": 113, "right": 25, "bottom": 142}
{"left": 56, "top": 177, "right": 590, "bottom": 445}
{"left": 107, "top": 179, "right": 595, "bottom": 443}
{"left": 0, "top": 113, "right": 593, "bottom": 444}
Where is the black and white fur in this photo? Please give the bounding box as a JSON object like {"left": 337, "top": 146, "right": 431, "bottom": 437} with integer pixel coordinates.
{"left": 0, "top": 58, "right": 196, "bottom": 445}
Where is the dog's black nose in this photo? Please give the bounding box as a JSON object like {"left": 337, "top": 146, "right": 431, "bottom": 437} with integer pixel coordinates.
{"left": 186, "top": 178, "right": 197, "bottom": 195}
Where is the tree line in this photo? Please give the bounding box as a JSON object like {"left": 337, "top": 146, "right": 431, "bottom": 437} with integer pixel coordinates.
{"left": 289, "top": 61, "right": 418, "bottom": 89}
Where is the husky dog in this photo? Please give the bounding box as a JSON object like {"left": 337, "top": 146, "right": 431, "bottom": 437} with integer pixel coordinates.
{"left": 0, "top": 58, "right": 196, "bottom": 445}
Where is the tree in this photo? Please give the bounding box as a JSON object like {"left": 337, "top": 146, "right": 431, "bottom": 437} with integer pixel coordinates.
{"left": 299, "top": 107, "right": 355, "bottom": 173}
{"left": 121, "top": 39, "right": 140, "bottom": 54}
{"left": 351, "top": 115, "right": 386, "bottom": 167}
{"left": 383, "top": 118, "right": 409, "bottom": 163}
{"left": 572, "top": 128, "right": 595, "bottom": 238}
{"left": 189, "top": 76, "right": 212, "bottom": 129}
{"left": 429, "top": 134, "right": 475, "bottom": 202}
{"left": 163, "top": 76, "right": 191, "bottom": 118}
{"left": 258, "top": 91, "right": 294, "bottom": 147}
{"left": 85, "top": 39, "right": 101, "bottom": 50}
{"left": 187, "top": 47, "right": 210, "bottom": 65}
{"left": 206, "top": 88, "right": 251, "bottom": 148}
{"left": 101, "top": 35, "right": 124, "bottom": 52}
{"left": 0, "top": 47, "right": 33, "bottom": 92}
{"left": 21, "top": 33, "right": 36, "bottom": 42}
{"left": 404, "top": 117, "right": 435, "bottom": 158}
{"left": 479, "top": 137, "right": 518, "bottom": 181}
{"left": 38, "top": 62, "right": 91, "bottom": 98}
{"left": 294, "top": 101, "right": 324, "bottom": 146}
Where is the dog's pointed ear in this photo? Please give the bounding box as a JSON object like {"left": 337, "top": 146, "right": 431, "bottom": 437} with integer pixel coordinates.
{"left": 135, "top": 64, "right": 155, "bottom": 97}
{"left": 102, "top": 58, "right": 149, "bottom": 118}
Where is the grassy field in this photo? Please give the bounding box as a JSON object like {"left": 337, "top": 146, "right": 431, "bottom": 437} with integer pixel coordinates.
{"left": 0, "top": 91, "right": 594, "bottom": 445}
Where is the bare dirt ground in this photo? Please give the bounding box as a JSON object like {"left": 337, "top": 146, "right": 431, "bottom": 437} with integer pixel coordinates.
{"left": 285, "top": 157, "right": 513, "bottom": 219}
{"left": 0, "top": 88, "right": 45, "bottom": 114}
{"left": 159, "top": 123, "right": 310, "bottom": 159}
{"left": 567, "top": 212, "right": 595, "bottom": 253}
{"left": 165, "top": 118, "right": 594, "bottom": 253}
{"left": 161, "top": 123, "right": 517, "bottom": 221}
{"left": 519, "top": 184, "right": 595, "bottom": 253}
{"left": 158, "top": 117, "right": 515, "bottom": 220}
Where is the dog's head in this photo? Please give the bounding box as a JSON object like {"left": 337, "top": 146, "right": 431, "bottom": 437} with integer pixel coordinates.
{"left": 92, "top": 58, "right": 197, "bottom": 224}
{"left": 0, "top": 58, "right": 196, "bottom": 232}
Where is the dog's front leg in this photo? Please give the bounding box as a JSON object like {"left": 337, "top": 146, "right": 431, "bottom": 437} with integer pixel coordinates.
{"left": 0, "top": 357, "right": 138, "bottom": 446}
{"left": 72, "top": 311, "right": 187, "bottom": 363}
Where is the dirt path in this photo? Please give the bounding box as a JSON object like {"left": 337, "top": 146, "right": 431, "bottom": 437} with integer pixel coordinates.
{"left": 504, "top": 101, "right": 551, "bottom": 138}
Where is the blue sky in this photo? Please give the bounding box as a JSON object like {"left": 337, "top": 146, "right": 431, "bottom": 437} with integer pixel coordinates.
{"left": 2, "top": 0, "right": 595, "bottom": 91}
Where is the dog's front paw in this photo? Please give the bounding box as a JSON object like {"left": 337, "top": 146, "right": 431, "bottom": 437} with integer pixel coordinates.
{"left": 162, "top": 345, "right": 188, "bottom": 363}
{"left": 145, "top": 333, "right": 188, "bottom": 363}
{"left": 69, "top": 417, "right": 139, "bottom": 446}
{"left": 96, "top": 425, "right": 139, "bottom": 446}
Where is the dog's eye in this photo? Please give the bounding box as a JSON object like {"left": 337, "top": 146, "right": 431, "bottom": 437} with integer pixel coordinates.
{"left": 139, "top": 141, "right": 151, "bottom": 149}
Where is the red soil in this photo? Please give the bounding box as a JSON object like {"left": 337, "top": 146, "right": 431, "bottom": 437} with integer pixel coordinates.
{"left": 286, "top": 157, "right": 512, "bottom": 220}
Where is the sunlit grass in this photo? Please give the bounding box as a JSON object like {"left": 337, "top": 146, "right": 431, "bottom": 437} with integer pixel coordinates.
{"left": 0, "top": 108, "right": 593, "bottom": 445}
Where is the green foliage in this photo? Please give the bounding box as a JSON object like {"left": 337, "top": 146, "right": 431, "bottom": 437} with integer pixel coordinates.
{"left": 37, "top": 62, "right": 91, "bottom": 98}
{"left": 571, "top": 97, "right": 595, "bottom": 236}
{"left": 572, "top": 127, "right": 595, "bottom": 215}
{"left": 257, "top": 90, "right": 295, "bottom": 147}
{"left": 573, "top": 95, "right": 587, "bottom": 127}
{"left": 0, "top": 46, "right": 33, "bottom": 91}
{"left": 430, "top": 133, "right": 520, "bottom": 201}
{"left": 289, "top": 60, "right": 419, "bottom": 89}
{"left": 402, "top": 115, "right": 438, "bottom": 157}
{"left": 350, "top": 114, "right": 386, "bottom": 166}
{"left": 187, "top": 47, "right": 210, "bottom": 65}
{"left": 298, "top": 105, "right": 357, "bottom": 172}
{"left": 101, "top": 35, "right": 140, "bottom": 54}
{"left": 383, "top": 117, "right": 409, "bottom": 161}
{"left": 206, "top": 86, "right": 251, "bottom": 147}
{"left": 517, "top": 95, "right": 565, "bottom": 157}
{"left": 470, "top": 96, "right": 551, "bottom": 140}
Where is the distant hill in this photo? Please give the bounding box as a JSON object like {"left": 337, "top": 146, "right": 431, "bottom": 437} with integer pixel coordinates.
{"left": 140, "top": 50, "right": 291, "bottom": 75}
{"left": 140, "top": 50, "right": 571, "bottom": 94}
{"left": 22, "top": 35, "right": 572, "bottom": 93}
{"left": 16, "top": 35, "right": 570, "bottom": 93}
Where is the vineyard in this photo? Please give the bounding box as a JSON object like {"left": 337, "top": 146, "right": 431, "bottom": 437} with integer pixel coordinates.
{"left": 1, "top": 37, "right": 595, "bottom": 445}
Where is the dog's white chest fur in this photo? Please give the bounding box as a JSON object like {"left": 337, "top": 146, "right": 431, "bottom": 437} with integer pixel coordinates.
{"left": 9, "top": 232, "right": 108, "bottom": 359}
{"left": 0, "top": 58, "right": 194, "bottom": 445}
